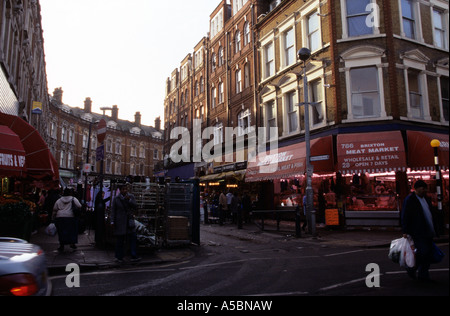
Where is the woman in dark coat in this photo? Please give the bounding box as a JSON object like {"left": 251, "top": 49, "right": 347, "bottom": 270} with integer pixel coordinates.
{"left": 110, "top": 185, "right": 140, "bottom": 262}
{"left": 94, "top": 190, "right": 110, "bottom": 248}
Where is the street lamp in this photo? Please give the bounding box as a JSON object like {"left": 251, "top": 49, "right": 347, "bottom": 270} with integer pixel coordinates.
{"left": 431, "top": 140, "right": 443, "bottom": 225}
{"left": 297, "top": 48, "right": 316, "bottom": 237}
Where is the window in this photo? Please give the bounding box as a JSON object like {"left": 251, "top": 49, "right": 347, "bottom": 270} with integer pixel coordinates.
{"left": 233, "top": 0, "right": 249, "bottom": 14}
{"left": 60, "top": 150, "right": 66, "bottom": 168}
{"left": 218, "top": 82, "right": 224, "bottom": 104}
{"left": 218, "top": 47, "right": 224, "bottom": 66}
{"left": 346, "top": 0, "right": 372, "bottom": 37}
{"left": 195, "top": 81, "right": 199, "bottom": 96}
{"left": 140, "top": 144, "right": 145, "bottom": 158}
{"left": 402, "top": 0, "right": 415, "bottom": 39}
{"left": 67, "top": 152, "right": 73, "bottom": 169}
{"left": 265, "top": 101, "right": 277, "bottom": 140}
{"left": 286, "top": 91, "right": 298, "bottom": 134}
{"left": 408, "top": 70, "right": 423, "bottom": 119}
{"left": 264, "top": 42, "right": 275, "bottom": 78}
{"left": 238, "top": 110, "right": 251, "bottom": 136}
{"left": 82, "top": 132, "right": 88, "bottom": 148}
{"left": 211, "top": 87, "right": 217, "bottom": 109}
{"left": 200, "top": 77, "right": 204, "bottom": 93}
{"left": 115, "top": 140, "right": 122, "bottom": 154}
{"left": 131, "top": 143, "right": 137, "bottom": 157}
{"left": 440, "top": 77, "right": 449, "bottom": 122}
{"left": 68, "top": 129, "right": 74, "bottom": 144}
{"left": 61, "top": 126, "right": 66, "bottom": 143}
{"left": 244, "top": 22, "right": 250, "bottom": 46}
{"left": 235, "top": 30, "right": 241, "bottom": 53}
{"left": 350, "top": 66, "right": 381, "bottom": 118}
{"left": 211, "top": 8, "right": 224, "bottom": 39}
{"left": 214, "top": 123, "right": 223, "bottom": 146}
{"left": 310, "top": 80, "right": 324, "bottom": 126}
{"left": 115, "top": 161, "right": 121, "bottom": 175}
{"left": 211, "top": 53, "right": 216, "bottom": 72}
{"left": 284, "top": 28, "right": 296, "bottom": 67}
{"left": 154, "top": 149, "right": 159, "bottom": 160}
{"left": 433, "top": 9, "right": 447, "bottom": 49}
{"left": 308, "top": 13, "right": 320, "bottom": 52}
{"left": 244, "top": 63, "right": 250, "bottom": 89}
{"left": 236, "top": 69, "right": 242, "bottom": 94}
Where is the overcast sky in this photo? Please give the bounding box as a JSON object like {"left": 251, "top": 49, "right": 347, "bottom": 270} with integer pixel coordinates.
{"left": 40, "top": 0, "right": 220, "bottom": 127}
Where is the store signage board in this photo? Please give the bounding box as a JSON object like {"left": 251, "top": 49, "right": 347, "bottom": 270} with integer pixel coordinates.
{"left": 325, "top": 209, "right": 340, "bottom": 226}
{"left": 97, "top": 119, "right": 107, "bottom": 144}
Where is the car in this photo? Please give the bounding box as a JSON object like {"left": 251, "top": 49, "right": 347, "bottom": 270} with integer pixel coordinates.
{"left": 0, "top": 237, "right": 52, "bottom": 296}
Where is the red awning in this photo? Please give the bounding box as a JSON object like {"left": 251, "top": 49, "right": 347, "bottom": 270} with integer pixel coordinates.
{"left": 337, "top": 131, "right": 407, "bottom": 175}
{"left": 246, "top": 136, "right": 334, "bottom": 182}
{"left": 0, "top": 112, "right": 59, "bottom": 180}
{"left": 407, "top": 131, "right": 449, "bottom": 171}
{"left": 0, "top": 126, "right": 27, "bottom": 177}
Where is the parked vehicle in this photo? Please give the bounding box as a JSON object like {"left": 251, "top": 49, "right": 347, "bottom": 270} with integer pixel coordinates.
{"left": 0, "top": 238, "right": 51, "bottom": 296}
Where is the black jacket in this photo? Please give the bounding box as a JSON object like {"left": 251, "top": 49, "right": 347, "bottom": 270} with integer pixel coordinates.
{"left": 401, "top": 192, "right": 436, "bottom": 240}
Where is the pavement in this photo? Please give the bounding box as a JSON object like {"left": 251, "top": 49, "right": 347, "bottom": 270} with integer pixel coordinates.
{"left": 30, "top": 220, "right": 449, "bottom": 275}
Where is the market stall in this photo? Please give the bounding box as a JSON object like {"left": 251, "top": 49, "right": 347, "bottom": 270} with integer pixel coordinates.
{"left": 0, "top": 113, "right": 60, "bottom": 240}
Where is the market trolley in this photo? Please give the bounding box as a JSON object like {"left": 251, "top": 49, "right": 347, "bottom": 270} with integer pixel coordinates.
{"left": 131, "top": 183, "right": 166, "bottom": 248}
{"left": 164, "top": 183, "right": 193, "bottom": 246}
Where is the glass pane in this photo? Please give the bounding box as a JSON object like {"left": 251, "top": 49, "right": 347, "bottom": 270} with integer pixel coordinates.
{"left": 348, "top": 16, "right": 372, "bottom": 37}
{"left": 312, "top": 103, "right": 323, "bottom": 125}
{"left": 403, "top": 19, "right": 415, "bottom": 39}
{"left": 346, "top": 0, "right": 370, "bottom": 16}
{"left": 310, "top": 31, "right": 321, "bottom": 51}
{"left": 408, "top": 71, "right": 420, "bottom": 93}
{"left": 352, "top": 92, "right": 381, "bottom": 118}
{"left": 435, "top": 30, "right": 444, "bottom": 48}
{"left": 308, "top": 14, "right": 319, "bottom": 33}
{"left": 289, "top": 112, "right": 298, "bottom": 132}
{"left": 433, "top": 10, "right": 443, "bottom": 29}
{"left": 402, "top": 0, "right": 414, "bottom": 19}
{"left": 351, "top": 67, "right": 378, "bottom": 92}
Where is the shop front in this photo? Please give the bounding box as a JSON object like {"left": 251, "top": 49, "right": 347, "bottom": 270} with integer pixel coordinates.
{"left": 337, "top": 131, "right": 407, "bottom": 226}
{"left": 0, "top": 113, "right": 59, "bottom": 241}
{"left": 246, "top": 136, "right": 335, "bottom": 222}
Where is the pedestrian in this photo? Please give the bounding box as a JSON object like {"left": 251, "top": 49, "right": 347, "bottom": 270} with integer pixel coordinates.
{"left": 110, "top": 184, "right": 141, "bottom": 263}
{"left": 219, "top": 190, "right": 227, "bottom": 226}
{"left": 401, "top": 180, "right": 438, "bottom": 282}
{"left": 226, "top": 190, "right": 233, "bottom": 222}
{"left": 302, "top": 194, "right": 308, "bottom": 232}
{"left": 242, "top": 192, "right": 251, "bottom": 224}
{"left": 231, "top": 191, "right": 242, "bottom": 229}
{"left": 52, "top": 188, "right": 82, "bottom": 253}
{"left": 94, "top": 190, "right": 110, "bottom": 248}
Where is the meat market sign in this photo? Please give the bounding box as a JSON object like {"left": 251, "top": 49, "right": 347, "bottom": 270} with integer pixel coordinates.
{"left": 337, "top": 131, "right": 407, "bottom": 175}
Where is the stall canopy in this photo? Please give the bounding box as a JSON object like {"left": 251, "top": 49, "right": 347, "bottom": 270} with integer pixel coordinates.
{"left": 0, "top": 126, "right": 27, "bottom": 177}
{"left": 246, "top": 136, "right": 334, "bottom": 182}
{"left": 337, "top": 131, "right": 407, "bottom": 175}
{"left": 0, "top": 112, "right": 59, "bottom": 180}
{"left": 407, "top": 131, "right": 449, "bottom": 171}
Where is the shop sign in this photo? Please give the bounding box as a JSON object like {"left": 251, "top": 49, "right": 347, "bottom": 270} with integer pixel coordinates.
{"left": 32, "top": 101, "right": 43, "bottom": 115}
{"left": 338, "top": 132, "right": 407, "bottom": 174}
{"left": 325, "top": 209, "right": 340, "bottom": 226}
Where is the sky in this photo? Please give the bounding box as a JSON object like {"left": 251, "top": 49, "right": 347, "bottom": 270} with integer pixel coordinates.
{"left": 39, "top": 0, "right": 221, "bottom": 127}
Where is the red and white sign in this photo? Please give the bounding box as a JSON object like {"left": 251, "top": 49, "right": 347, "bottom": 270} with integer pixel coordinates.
{"left": 97, "top": 119, "right": 107, "bottom": 144}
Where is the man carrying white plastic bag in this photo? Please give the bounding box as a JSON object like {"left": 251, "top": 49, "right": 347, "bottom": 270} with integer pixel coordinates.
{"left": 400, "top": 180, "right": 439, "bottom": 282}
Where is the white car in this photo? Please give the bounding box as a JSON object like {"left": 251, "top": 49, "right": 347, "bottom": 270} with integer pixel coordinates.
{"left": 0, "top": 238, "right": 52, "bottom": 296}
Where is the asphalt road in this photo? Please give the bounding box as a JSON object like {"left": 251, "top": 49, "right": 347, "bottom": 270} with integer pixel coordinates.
{"left": 50, "top": 226, "right": 449, "bottom": 297}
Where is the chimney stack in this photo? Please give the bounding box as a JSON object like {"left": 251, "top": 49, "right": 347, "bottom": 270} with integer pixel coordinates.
{"left": 135, "top": 112, "right": 142, "bottom": 126}
{"left": 155, "top": 116, "right": 161, "bottom": 131}
{"left": 84, "top": 97, "right": 92, "bottom": 113}
{"left": 53, "top": 87, "right": 63, "bottom": 104}
{"left": 112, "top": 105, "right": 119, "bottom": 121}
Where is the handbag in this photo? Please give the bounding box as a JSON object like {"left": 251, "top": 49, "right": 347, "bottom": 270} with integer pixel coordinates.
{"left": 431, "top": 243, "right": 445, "bottom": 264}
{"left": 72, "top": 198, "right": 81, "bottom": 218}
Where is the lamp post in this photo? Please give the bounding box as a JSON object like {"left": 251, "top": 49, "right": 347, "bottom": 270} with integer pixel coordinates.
{"left": 431, "top": 140, "right": 443, "bottom": 227}
{"left": 297, "top": 48, "right": 316, "bottom": 237}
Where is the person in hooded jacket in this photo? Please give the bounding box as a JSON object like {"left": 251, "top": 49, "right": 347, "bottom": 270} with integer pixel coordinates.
{"left": 52, "top": 188, "right": 82, "bottom": 252}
